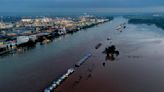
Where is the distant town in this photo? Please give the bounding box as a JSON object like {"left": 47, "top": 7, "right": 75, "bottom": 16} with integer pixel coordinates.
{"left": 0, "top": 15, "right": 111, "bottom": 55}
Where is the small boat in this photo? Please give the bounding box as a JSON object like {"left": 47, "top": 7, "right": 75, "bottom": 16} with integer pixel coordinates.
{"left": 115, "top": 23, "right": 126, "bottom": 32}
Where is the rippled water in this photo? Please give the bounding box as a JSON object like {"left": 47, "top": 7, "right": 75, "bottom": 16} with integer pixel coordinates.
{"left": 53, "top": 17, "right": 164, "bottom": 92}
{"left": 1, "top": 17, "right": 164, "bottom": 92}
{"left": 0, "top": 17, "right": 126, "bottom": 92}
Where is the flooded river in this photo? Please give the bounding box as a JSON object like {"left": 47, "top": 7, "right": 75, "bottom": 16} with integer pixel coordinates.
{"left": 1, "top": 17, "right": 164, "bottom": 92}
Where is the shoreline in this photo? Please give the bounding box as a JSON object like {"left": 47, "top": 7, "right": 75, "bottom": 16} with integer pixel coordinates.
{"left": 0, "top": 19, "right": 109, "bottom": 56}
{"left": 0, "top": 18, "right": 115, "bottom": 92}
{"left": 53, "top": 19, "right": 164, "bottom": 92}
{"left": 1, "top": 17, "right": 164, "bottom": 92}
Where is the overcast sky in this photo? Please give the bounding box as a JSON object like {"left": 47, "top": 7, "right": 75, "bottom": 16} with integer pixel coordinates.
{"left": 0, "top": 0, "right": 164, "bottom": 15}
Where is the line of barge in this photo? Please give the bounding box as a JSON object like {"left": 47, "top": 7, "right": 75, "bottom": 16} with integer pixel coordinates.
{"left": 44, "top": 53, "right": 92, "bottom": 92}
{"left": 44, "top": 68, "right": 75, "bottom": 92}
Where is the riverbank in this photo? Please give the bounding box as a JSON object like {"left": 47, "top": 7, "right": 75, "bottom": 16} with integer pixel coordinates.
{"left": 0, "top": 16, "right": 111, "bottom": 56}
{"left": 54, "top": 18, "right": 164, "bottom": 92}
{"left": 0, "top": 18, "right": 110, "bottom": 56}
{"left": 1, "top": 17, "right": 164, "bottom": 92}
{"left": 0, "top": 17, "right": 117, "bottom": 92}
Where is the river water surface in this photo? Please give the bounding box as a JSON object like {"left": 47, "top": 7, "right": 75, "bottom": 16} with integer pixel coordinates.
{"left": 1, "top": 17, "right": 164, "bottom": 92}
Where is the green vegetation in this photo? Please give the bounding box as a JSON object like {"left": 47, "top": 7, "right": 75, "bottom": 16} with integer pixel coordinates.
{"left": 128, "top": 17, "right": 164, "bottom": 30}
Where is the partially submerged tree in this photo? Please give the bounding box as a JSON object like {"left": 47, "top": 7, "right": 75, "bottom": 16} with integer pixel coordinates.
{"left": 103, "top": 45, "right": 119, "bottom": 61}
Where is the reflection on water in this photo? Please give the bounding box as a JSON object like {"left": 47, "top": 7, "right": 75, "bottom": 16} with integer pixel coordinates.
{"left": 0, "top": 17, "right": 129, "bottom": 92}
{"left": 102, "top": 45, "right": 120, "bottom": 67}
{"left": 0, "top": 45, "right": 36, "bottom": 59}
{"left": 54, "top": 18, "right": 164, "bottom": 92}
{"left": 0, "top": 32, "right": 76, "bottom": 59}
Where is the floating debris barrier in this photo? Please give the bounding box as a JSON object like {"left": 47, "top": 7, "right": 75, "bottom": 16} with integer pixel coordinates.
{"left": 44, "top": 68, "right": 75, "bottom": 92}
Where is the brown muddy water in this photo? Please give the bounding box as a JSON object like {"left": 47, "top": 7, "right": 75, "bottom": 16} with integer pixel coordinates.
{"left": 1, "top": 17, "right": 164, "bottom": 92}
{"left": 55, "top": 18, "right": 164, "bottom": 92}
